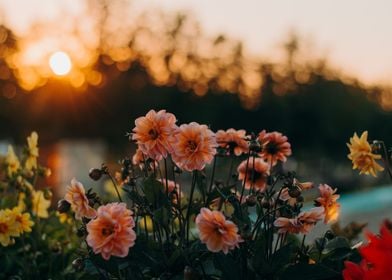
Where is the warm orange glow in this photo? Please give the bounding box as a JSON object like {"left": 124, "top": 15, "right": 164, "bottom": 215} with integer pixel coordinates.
{"left": 49, "top": 51, "right": 72, "bottom": 76}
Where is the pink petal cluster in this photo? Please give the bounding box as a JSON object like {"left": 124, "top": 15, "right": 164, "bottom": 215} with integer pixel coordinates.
{"left": 274, "top": 207, "right": 325, "bottom": 234}
{"left": 258, "top": 130, "right": 292, "bottom": 166}
{"left": 216, "top": 128, "right": 249, "bottom": 156}
{"left": 86, "top": 203, "right": 136, "bottom": 260}
{"left": 237, "top": 157, "right": 270, "bottom": 191}
{"left": 196, "top": 208, "right": 243, "bottom": 254}
{"left": 64, "top": 178, "right": 96, "bottom": 220}
{"left": 315, "top": 184, "right": 340, "bottom": 224}
{"left": 171, "top": 122, "right": 217, "bottom": 171}
{"left": 132, "top": 110, "right": 178, "bottom": 161}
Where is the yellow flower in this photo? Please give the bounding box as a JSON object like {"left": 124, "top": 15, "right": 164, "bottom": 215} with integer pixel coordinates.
{"left": 0, "top": 209, "right": 19, "bottom": 246}
{"left": 138, "top": 215, "right": 153, "bottom": 232}
{"left": 6, "top": 145, "right": 20, "bottom": 176}
{"left": 347, "top": 131, "right": 384, "bottom": 177}
{"left": 56, "top": 212, "right": 73, "bottom": 224}
{"left": 31, "top": 190, "right": 51, "bottom": 218}
{"left": 11, "top": 208, "right": 34, "bottom": 234}
{"left": 25, "top": 132, "right": 39, "bottom": 171}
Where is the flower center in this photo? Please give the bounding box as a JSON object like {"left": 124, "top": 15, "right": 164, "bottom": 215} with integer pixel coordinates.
{"left": 101, "top": 225, "right": 115, "bottom": 236}
{"left": 148, "top": 129, "right": 159, "bottom": 140}
{"left": 265, "top": 142, "right": 278, "bottom": 155}
{"left": 227, "top": 141, "right": 238, "bottom": 152}
{"left": 0, "top": 222, "right": 8, "bottom": 233}
{"left": 248, "top": 171, "right": 263, "bottom": 182}
{"left": 16, "top": 215, "right": 23, "bottom": 223}
{"left": 215, "top": 224, "right": 226, "bottom": 235}
{"left": 187, "top": 140, "right": 198, "bottom": 152}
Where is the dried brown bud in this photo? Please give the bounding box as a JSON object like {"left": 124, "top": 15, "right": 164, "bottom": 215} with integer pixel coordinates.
{"left": 57, "top": 199, "right": 71, "bottom": 213}
{"left": 89, "top": 168, "right": 102, "bottom": 181}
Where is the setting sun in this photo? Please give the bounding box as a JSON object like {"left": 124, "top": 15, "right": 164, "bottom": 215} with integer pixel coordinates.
{"left": 49, "top": 51, "right": 72, "bottom": 76}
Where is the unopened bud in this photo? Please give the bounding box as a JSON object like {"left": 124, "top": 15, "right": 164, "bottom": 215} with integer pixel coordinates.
{"left": 288, "top": 186, "right": 301, "bottom": 198}
{"left": 72, "top": 258, "right": 85, "bottom": 272}
{"left": 57, "top": 199, "right": 71, "bottom": 213}
{"left": 89, "top": 168, "right": 102, "bottom": 181}
{"left": 246, "top": 195, "right": 257, "bottom": 207}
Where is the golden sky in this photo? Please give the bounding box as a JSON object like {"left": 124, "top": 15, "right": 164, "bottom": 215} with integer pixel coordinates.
{"left": 1, "top": 0, "right": 392, "bottom": 84}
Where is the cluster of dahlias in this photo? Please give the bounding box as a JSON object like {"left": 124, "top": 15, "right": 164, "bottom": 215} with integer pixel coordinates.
{"left": 62, "top": 109, "right": 344, "bottom": 263}
{"left": 0, "top": 132, "right": 51, "bottom": 247}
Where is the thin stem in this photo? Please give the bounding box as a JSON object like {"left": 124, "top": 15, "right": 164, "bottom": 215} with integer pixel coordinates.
{"left": 273, "top": 233, "right": 282, "bottom": 254}
{"left": 226, "top": 155, "right": 235, "bottom": 186}
{"left": 250, "top": 154, "right": 256, "bottom": 194}
{"left": 380, "top": 141, "right": 392, "bottom": 181}
{"left": 164, "top": 158, "right": 169, "bottom": 195}
{"left": 208, "top": 156, "right": 217, "bottom": 194}
{"left": 107, "top": 173, "right": 123, "bottom": 202}
{"left": 186, "top": 171, "right": 197, "bottom": 244}
{"left": 84, "top": 240, "right": 107, "bottom": 279}
{"left": 239, "top": 153, "right": 251, "bottom": 203}
{"left": 252, "top": 206, "right": 285, "bottom": 238}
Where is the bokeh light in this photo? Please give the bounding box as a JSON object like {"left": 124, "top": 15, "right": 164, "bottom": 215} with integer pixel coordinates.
{"left": 49, "top": 51, "right": 72, "bottom": 76}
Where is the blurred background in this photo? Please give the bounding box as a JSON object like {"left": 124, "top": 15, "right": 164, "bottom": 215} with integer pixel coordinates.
{"left": 0, "top": 0, "right": 391, "bottom": 229}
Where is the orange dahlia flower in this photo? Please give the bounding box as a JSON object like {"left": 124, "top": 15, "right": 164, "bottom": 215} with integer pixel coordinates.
{"left": 86, "top": 203, "right": 136, "bottom": 260}
{"left": 132, "top": 110, "right": 178, "bottom": 161}
{"left": 258, "top": 130, "right": 292, "bottom": 166}
{"left": 171, "top": 122, "right": 217, "bottom": 171}
{"left": 315, "top": 184, "right": 340, "bottom": 224}
{"left": 347, "top": 131, "right": 384, "bottom": 177}
{"left": 64, "top": 178, "right": 96, "bottom": 220}
{"left": 196, "top": 207, "right": 243, "bottom": 254}
{"left": 216, "top": 129, "right": 248, "bottom": 156}
{"left": 237, "top": 157, "right": 270, "bottom": 191}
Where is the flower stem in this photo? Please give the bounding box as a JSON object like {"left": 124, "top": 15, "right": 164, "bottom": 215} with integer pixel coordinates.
{"left": 107, "top": 172, "right": 123, "bottom": 202}
{"left": 186, "top": 171, "right": 197, "bottom": 244}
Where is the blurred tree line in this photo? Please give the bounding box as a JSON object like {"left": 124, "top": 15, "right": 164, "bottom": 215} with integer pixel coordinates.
{"left": 0, "top": 1, "right": 391, "bottom": 188}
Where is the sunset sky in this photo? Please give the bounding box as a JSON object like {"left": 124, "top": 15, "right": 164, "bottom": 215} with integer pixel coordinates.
{"left": 1, "top": 0, "right": 392, "bottom": 84}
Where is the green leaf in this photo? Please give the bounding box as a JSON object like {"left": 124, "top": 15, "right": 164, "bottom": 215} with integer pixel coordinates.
{"left": 142, "top": 176, "right": 168, "bottom": 208}
{"left": 323, "top": 237, "right": 350, "bottom": 254}
{"left": 280, "top": 264, "right": 340, "bottom": 280}
{"left": 213, "top": 253, "right": 241, "bottom": 280}
{"left": 153, "top": 206, "right": 171, "bottom": 228}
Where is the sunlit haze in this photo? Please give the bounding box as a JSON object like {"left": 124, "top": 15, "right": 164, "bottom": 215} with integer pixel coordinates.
{"left": 1, "top": 0, "right": 392, "bottom": 84}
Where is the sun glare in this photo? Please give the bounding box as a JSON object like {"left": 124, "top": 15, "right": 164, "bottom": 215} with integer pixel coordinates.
{"left": 49, "top": 51, "right": 72, "bottom": 76}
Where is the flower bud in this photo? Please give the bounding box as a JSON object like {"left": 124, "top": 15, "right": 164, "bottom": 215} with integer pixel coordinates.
{"left": 184, "top": 266, "right": 196, "bottom": 280}
{"left": 261, "top": 197, "right": 274, "bottom": 208}
{"left": 249, "top": 140, "right": 261, "bottom": 153}
{"left": 246, "top": 195, "right": 257, "bottom": 207}
{"left": 89, "top": 168, "right": 102, "bottom": 181}
{"left": 325, "top": 230, "right": 335, "bottom": 240}
{"left": 288, "top": 186, "right": 301, "bottom": 198}
{"left": 77, "top": 227, "right": 86, "bottom": 237}
{"left": 57, "top": 199, "right": 71, "bottom": 213}
{"left": 72, "top": 258, "right": 85, "bottom": 272}
{"left": 174, "top": 165, "right": 183, "bottom": 174}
